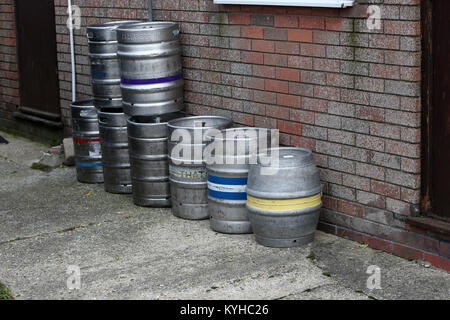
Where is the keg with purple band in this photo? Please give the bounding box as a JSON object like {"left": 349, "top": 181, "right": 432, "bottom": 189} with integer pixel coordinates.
{"left": 117, "top": 22, "right": 184, "bottom": 117}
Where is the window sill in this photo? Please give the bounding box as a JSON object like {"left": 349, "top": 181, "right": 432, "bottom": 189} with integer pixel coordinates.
{"left": 213, "top": 0, "right": 355, "bottom": 8}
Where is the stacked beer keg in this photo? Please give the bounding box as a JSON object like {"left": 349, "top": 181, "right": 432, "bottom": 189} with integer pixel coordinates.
{"left": 168, "top": 116, "right": 232, "bottom": 219}
{"left": 127, "top": 112, "right": 185, "bottom": 207}
{"left": 85, "top": 20, "right": 139, "bottom": 193}
{"left": 205, "top": 127, "right": 271, "bottom": 234}
{"left": 246, "top": 147, "right": 323, "bottom": 247}
{"left": 71, "top": 99, "right": 103, "bottom": 183}
{"left": 116, "top": 21, "right": 189, "bottom": 207}
{"left": 116, "top": 22, "right": 185, "bottom": 117}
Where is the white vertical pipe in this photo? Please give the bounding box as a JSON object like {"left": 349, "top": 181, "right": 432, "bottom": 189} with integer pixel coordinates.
{"left": 68, "top": 0, "right": 76, "bottom": 102}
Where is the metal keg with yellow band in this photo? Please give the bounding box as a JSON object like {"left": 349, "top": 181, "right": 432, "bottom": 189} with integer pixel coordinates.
{"left": 246, "top": 147, "right": 322, "bottom": 248}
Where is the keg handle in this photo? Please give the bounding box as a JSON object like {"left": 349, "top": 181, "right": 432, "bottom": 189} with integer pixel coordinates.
{"left": 194, "top": 121, "right": 206, "bottom": 128}
{"left": 98, "top": 116, "right": 108, "bottom": 124}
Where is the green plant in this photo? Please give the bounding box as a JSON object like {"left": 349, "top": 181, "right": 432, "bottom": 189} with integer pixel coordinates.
{"left": 30, "top": 162, "right": 51, "bottom": 172}
{"left": 307, "top": 252, "right": 316, "bottom": 260}
{"left": 0, "top": 282, "right": 13, "bottom": 300}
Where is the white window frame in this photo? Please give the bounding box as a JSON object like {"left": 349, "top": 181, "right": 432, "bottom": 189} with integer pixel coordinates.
{"left": 213, "top": 0, "right": 355, "bottom": 8}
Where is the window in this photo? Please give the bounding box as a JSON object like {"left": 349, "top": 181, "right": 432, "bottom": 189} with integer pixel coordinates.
{"left": 213, "top": 0, "right": 355, "bottom": 8}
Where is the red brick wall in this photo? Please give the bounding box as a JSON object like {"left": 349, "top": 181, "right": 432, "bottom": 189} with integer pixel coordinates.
{"left": 0, "top": 0, "right": 19, "bottom": 121}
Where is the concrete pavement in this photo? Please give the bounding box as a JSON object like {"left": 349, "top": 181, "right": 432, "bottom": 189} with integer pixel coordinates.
{"left": 0, "top": 130, "right": 448, "bottom": 300}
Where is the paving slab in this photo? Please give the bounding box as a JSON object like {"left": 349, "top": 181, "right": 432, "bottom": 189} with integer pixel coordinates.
{"left": 311, "top": 234, "right": 450, "bottom": 300}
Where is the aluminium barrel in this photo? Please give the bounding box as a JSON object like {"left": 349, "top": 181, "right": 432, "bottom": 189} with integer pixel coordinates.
{"left": 71, "top": 99, "right": 103, "bottom": 183}
{"left": 87, "top": 20, "right": 139, "bottom": 108}
{"left": 246, "top": 147, "right": 322, "bottom": 248}
{"left": 117, "top": 22, "right": 184, "bottom": 116}
{"left": 98, "top": 107, "right": 132, "bottom": 194}
{"left": 127, "top": 112, "right": 186, "bottom": 207}
{"left": 206, "top": 128, "right": 272, "bottom": 234}
{"left": 167, "top": 116, "right": 232, "bottom": 220}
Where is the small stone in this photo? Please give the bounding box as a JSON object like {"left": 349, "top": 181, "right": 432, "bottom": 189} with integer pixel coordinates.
{"left": 49, "top": 145, "right": 63, "bottom": 155}
{"left": 38, "top": 151, "right": 64, "bottom": 168}
{"left": 63, "top": 138, "right": 75, "bottom": 166}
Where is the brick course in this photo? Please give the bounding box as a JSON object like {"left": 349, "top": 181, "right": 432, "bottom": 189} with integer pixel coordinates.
{"left": 0, "top": 0, "right": 449, "bottom": 270}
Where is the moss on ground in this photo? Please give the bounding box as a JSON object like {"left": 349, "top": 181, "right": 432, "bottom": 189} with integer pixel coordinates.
{"left": 30, "top": 162, "right": 51, "bottom": 172}
{"left": 0, "top": 282, "right": 13, "bottom": 300}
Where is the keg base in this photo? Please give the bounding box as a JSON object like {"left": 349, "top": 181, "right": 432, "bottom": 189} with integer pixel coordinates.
{"left": 123, "top": 100, "right": 184, "bottom": 117}
{"left": 77, "top": 177, "right": 104, "bottom": 184}
{"left": 254, "top": 233, "right": 315, "bottom": 248}
{"left": 133, "top": 197, "right": 171, "bottom": 208}
{"left": 94, "top": 98, "right": 123, "bottom": 109}
{"left": 210, "top": 217, "right": 252, "bottom": 234}
{"left": 172, "top": 202, "right": 209, "bottom": 220}
{"left": 104, "top": 184, "right": 133, "bottom": 194}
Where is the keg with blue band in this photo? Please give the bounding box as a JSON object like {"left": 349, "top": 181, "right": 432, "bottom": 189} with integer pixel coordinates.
{"left": 207, "top": 175, "right": 248, "bottom": 201}
{"left": 75, "top": 161, "right": 103, "bottom": 168}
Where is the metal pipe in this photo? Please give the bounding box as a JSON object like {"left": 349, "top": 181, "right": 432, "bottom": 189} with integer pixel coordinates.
{"left": 68, "top": 0, "right": 76, "bottom": 102}
{"left": 148, "top": 0, "right": 152, "bottom": 21}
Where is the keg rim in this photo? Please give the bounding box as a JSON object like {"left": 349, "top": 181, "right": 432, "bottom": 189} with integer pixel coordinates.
{"left": 127, "top": 111, "right": 187, "bottom": 126}
{"left": 167, "top": 115, "right": 232, "bottom": 131}
{"left": 260, "top": 146, "right": 312, "bottom": 157}
{"left": 87, "top": 20, "right": 142, "bottom": 31}
{"left": 116, "top": 21, "right": 179, "bottom": 31}
{"left": 206, "top": 127, "right": 272, "bottom": 142}
{"left": 70, "top": 98, "right": 96, "bottom": 108}
{"left": 98, "top": 107, "right": 125, "bottom": 114}
{"left": 127, "top": 116, "right": 167, "bottom": 126}
{"left": 255, "top": 147, "right": 314, "bottom": 168}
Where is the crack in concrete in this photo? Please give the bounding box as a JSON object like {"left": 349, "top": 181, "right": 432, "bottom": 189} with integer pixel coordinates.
{"left": 0, "top": 214, "right": 141, "bottom": 246}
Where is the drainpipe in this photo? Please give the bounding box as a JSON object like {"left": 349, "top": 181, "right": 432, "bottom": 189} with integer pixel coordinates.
{"left": 68, "top": 0, "right": 76, "bottom": 102}
{"left": 148, "top": 0, "right": 152, "bottom": 21}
